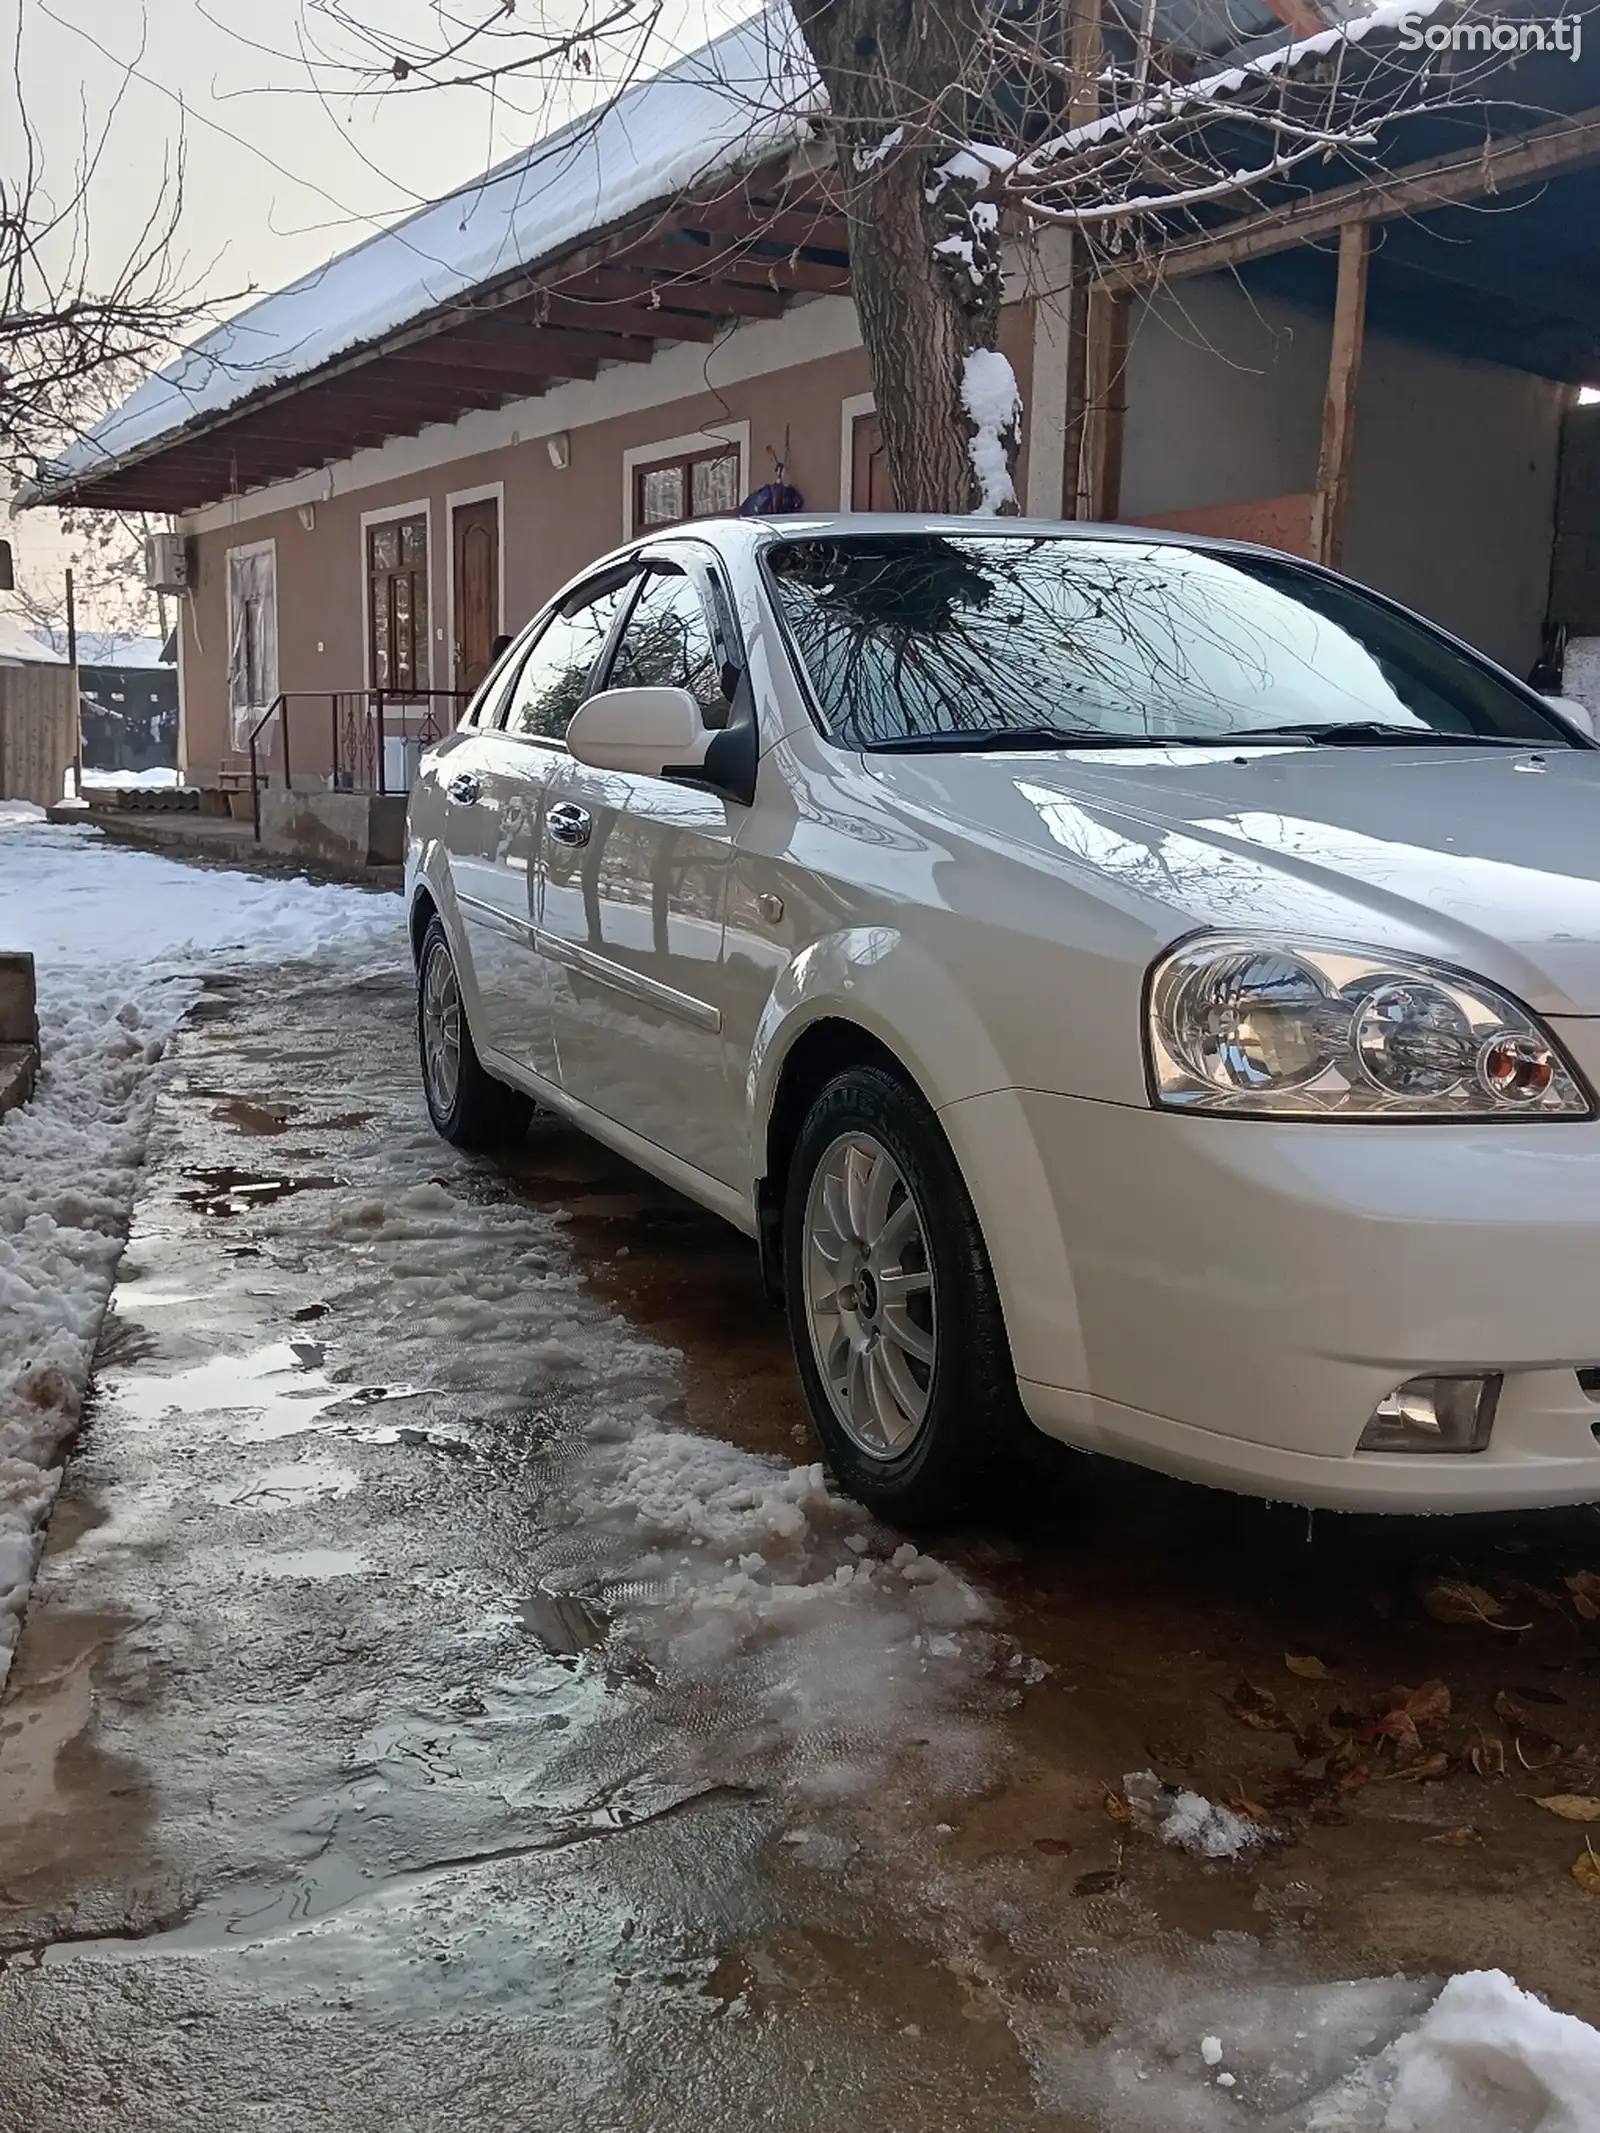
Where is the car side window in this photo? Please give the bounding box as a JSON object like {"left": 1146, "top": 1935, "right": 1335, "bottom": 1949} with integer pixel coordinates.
{"left": 605, "top": 566, "right": 731, "bottom": 728}
{"left": 464, "top": 643, "right": 527, "bottom": 729}
{"left": 502, "top": 579, "right": 632, "bottom": 743}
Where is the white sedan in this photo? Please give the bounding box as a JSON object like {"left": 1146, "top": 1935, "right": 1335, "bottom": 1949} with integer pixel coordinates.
{"left": 406, "top": 514, "right": 1600, "bottom": 1521}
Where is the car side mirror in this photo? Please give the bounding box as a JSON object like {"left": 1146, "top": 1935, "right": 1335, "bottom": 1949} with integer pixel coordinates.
{"left": 1543, "top": 693, "right": 1597, "bottom": 739}
{"left": 566, "top": 686, "right": 712, "bottom": 777}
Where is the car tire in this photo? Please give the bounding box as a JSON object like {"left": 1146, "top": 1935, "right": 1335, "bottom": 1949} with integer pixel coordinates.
{"left": 417, "top": 915, "right": 532, "bottom": 1151}
{"left": 782, "top": 1063, "right": 1030, "bottom": 1526}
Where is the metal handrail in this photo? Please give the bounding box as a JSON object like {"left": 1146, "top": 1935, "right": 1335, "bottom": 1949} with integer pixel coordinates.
{"left": 246, "top": 688, "right": 472, "bottom": 840}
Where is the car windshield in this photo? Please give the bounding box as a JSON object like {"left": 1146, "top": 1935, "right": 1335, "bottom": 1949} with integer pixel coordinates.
{"left": 762, "top": 533, "right": 1568, "bottom": 751}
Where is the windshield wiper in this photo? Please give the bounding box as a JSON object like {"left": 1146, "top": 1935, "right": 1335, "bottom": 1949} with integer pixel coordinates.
{"left": 1231, "top": 720, "right": 1531, "bottom": 748}
{"left": 862, "top": 725, "right": 1188, "bottom": 754}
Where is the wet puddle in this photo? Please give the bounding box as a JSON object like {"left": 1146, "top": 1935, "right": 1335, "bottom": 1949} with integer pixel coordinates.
{"left": 254, "top": 1548, "right": 371, "bottom": 1581}
{"left": 178, "top": 1167, "right": 346, "bottom": 1217}
{"left": 207, "top": 1095, "right": 298, "bottom": 1136}
{"left": 517, "top": 1582, "right": 609, "bottom": 1655}
{"left": 106, "top": 1338, "right": 422, "bottom": 1443}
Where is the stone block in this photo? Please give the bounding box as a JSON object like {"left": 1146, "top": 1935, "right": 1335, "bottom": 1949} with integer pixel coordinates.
{"left": 0, "top": 951, "right": 38, "bottom": 1047}
{"left": 258, "top": 789, "right": 408, "bottom": 869}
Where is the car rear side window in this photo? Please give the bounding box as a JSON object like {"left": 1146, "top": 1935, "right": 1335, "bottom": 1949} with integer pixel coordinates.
{"left": 502, "top": 580, "right": 632, "bottom": 743}
{"left": 605, "top": 567, "right": 731, "bottom": 727}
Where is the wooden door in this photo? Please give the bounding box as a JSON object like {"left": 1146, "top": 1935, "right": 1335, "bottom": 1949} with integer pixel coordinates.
{"left": 850, "top": 412, "right": 893, "bottom": 511}
{"left": 452, "top": 497, "right": 500, "bottom": 692}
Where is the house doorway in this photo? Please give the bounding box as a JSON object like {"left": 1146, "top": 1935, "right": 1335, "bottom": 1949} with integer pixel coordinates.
{"left": 850, "top": 411, "right": 893, "bottom": 511}
{"left": 451, "top": 495, "right": 501, "bottom": 693}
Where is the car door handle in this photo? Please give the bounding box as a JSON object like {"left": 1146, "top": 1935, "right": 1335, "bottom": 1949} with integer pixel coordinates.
{"left": 447, "top": 772, "right": 482, "bottom": 806}
{"left": 547, "top": 802, "right": 592, "bottom": 848}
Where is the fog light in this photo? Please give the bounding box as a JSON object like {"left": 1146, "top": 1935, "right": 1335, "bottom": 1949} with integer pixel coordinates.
{"left": 1358, "top": 1374, "right": 1500, "bottom": 1453}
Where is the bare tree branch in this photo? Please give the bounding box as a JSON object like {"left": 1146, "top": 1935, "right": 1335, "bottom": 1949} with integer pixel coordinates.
{"left": 0, "top": 5, "right": 215, "bottom": 489}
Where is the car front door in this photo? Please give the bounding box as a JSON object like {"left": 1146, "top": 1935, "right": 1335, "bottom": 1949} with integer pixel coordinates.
{"left": 539, "top": 553, "right": 746, "bottom": 1188}
{"left": 448, "top": 574, "right": 633, "bottom": 1084}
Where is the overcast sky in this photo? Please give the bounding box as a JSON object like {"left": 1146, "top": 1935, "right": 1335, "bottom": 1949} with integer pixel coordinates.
{"left": 2, "top": 0, "right": 736, "bottom": 626}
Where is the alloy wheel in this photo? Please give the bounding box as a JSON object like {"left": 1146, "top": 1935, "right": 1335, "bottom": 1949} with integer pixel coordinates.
{"left": 801, "top": 1130, "right": 938, "bottom": 1458}
{"left": 420, "top": 937, "right": 463, "bottom": 1116}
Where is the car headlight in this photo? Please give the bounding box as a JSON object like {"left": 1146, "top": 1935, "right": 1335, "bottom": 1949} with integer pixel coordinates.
{"left": 1147, "top": 935, "right": 1591, "bottom": 1119}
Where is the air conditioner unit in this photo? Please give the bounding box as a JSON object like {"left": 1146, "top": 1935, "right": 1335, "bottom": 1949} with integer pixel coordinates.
{"left": 144, "top": 532, "right": 192, "bottom": 594}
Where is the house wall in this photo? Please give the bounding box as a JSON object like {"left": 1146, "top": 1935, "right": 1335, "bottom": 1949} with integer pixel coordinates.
{"left": 177, "top": 294, "right": 1036, "bottom": 782}
{"left": 1118, "top": 273, "right": 1565, "bottom": 674}
{"left": 176, "top": 257, "right": 1565, "bottom": 784}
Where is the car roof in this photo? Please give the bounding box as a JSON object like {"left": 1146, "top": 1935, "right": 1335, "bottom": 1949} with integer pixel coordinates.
{"left": 641, "top": 513, "right": 1313, "bottom": 568}
{"left": 537, "top": 513, "right": 1318, "bottom": 632}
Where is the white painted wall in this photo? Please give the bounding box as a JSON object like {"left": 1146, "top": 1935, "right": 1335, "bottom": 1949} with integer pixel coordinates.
{"left": 1118, "top": 274, "right": 1565, "bottom": 674}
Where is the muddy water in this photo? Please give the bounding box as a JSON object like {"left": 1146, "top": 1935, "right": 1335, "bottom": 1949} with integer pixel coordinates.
{"left": 1, "top": 957, "right": 1599, "bottom": 2132}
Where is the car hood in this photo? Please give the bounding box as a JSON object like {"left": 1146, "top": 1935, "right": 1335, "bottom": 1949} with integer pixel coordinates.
{"left": 864, "top": 741, "right": 1600, "bottom": 1016}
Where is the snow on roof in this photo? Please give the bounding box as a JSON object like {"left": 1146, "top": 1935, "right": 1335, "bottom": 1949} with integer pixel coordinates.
{"left": 0, "top": 613, "right": 65, "bottom": 664}
{"left": 41, "top": 7, "right": 820, "bottom": 491}
{"left": 75, "top": 632, "right": 174, "bottom": 668}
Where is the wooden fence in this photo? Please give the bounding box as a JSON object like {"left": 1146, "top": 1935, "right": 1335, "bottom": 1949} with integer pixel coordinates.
{"left": 0, "top": 665, "right": 76, "bottom": 809}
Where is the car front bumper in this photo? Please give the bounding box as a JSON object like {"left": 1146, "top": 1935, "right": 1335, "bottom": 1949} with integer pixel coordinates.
{"left": 944, "top": 1089, "right": 1600, "bottom": 1511}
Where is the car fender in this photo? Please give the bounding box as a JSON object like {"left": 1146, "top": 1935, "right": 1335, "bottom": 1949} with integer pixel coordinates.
{"left": 747, "top": 929, "right": 1089, "bottom": 1390}
{"left": 406, "top": 842, "right": 497, "bottom": 1046}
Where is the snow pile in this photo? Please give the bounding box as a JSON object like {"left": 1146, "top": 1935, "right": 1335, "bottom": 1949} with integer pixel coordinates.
{"left": 1332, "top": 1969, "right": 1600, "bottom": 2133}
{"left": 961, "top": 347, "right": 1022, "bottom": 516}
{"left": 0, "top": 813, "right": 399, "bottom": 1677}
{"left": 548, "top": 1411, "right": 1001, "bottom": 1798}
{"left": 1124, "top": 1766, "right": 1266, "bottom": 1860}
{"left": 1040, "top": 1952, "right": 1600, "bottom": 2132}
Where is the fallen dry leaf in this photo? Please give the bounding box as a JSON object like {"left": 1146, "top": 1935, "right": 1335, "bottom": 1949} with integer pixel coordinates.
{"left": 1573, "top": 1846, "right": 1600, "bottom": 1897}
{"left": 1073, "top": 1867, "right": 1121, "bottom": 1897}
{"left": 1495, "top": 1689, "right": 1534, "bottom": 1730}
{"left": 1102, "top": 1787, "right": 1133, "bottom": 1826}
{"left": 1405, "top": 1680, "right": 1452, "bottom": 1727}
{"left": 1531, "top": 1795, "right": 1600, "bottom": 1823}
{"left": 1423, "top": 1825, "right": 1481, "bottom": 1847}
{"left": 1225, "top": 1680, "right": 1297, "bottom": 1733}
{"left": 1223, "top": 1783, "right": 1276, "bottom": 1825}
{"left": 1469, "top": 1731, "right": 1507, "bottom": 1780}
{"left": 1422, "top": 1578, "right": 1528, "bottom": 1630}
{"left": 1566, "top": 1572, "right": 1600, "bottom": 1623}
{"left": 1285, "top": 1653, "right": 1330, "bottom": 1681}
{"left": 1515, "top": 1730, "right": 1567, "bottom": 1772}
{"left": 1512, "top": 1683, "right": 1568, "bottom": 1708}
{"left": 1376, "top": 1752, "right": 1451, "bottom": 1785}
{"left": 1376, "top": 1708, "right": 1423, "bottom": 1759}
{"left": 1032, "top": 1836, "right": 1075, "bottom": 1854}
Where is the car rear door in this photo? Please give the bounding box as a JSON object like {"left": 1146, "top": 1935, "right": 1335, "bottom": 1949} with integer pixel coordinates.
{"left": 447, "top": 573, "right": 634, "bottom": 1083}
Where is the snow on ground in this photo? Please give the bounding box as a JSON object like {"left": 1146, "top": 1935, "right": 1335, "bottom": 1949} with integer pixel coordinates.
{"left": 1124, "top": 1766, "right": 1266, "bottom": 1860}
{"left": 0, "top": 811, "right": 400, "bottom": 1679}
{"left": 5, "top": 810, "right": 1600, "bottom": 2127}
{"left": 321, "top": 1171, "right": 1004, "bottom": 1806}
{"left": 1039, "top": 1953, "right": 1600, "bottom": 2132}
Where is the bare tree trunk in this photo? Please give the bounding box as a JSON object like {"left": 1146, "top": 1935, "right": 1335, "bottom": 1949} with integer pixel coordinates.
{"left": 794, "top": 0, "right": 1019, "bottom": 515}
